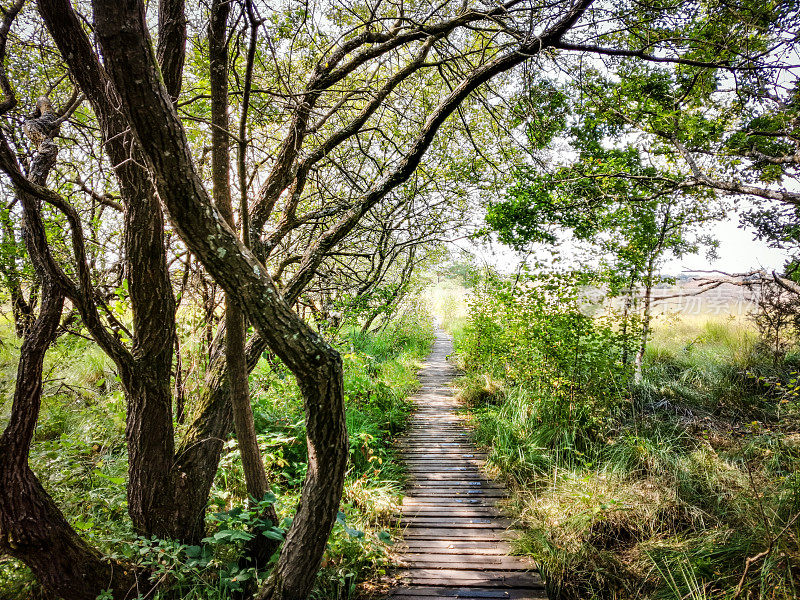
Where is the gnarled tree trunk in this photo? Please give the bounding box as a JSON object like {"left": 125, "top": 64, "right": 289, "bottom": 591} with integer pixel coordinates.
{"left": 38, "top": 0, "right": 180, "bottom": 538}
{"left": 0, "top": 98, "right": 144, "bottom": 600}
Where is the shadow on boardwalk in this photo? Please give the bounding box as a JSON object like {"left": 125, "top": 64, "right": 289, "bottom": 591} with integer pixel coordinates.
{"left": 385, "top": 331, "right": 548, "bottom": 600}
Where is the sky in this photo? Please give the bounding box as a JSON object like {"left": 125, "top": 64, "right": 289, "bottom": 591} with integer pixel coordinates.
{"left": 664, "top": 216, "right": 787, "bottom": 275}
{"left": 465, "top": 215, "right": 789, "bottom": 276}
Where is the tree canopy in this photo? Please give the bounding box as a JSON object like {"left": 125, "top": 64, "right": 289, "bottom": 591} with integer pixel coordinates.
{"left": 0, "top": 0, "right": 797, "bottom": 598}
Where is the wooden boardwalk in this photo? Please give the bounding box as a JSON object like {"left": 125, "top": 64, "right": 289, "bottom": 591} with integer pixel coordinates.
{"left": 387, "top": 332, "right": 547, "bottom": 600}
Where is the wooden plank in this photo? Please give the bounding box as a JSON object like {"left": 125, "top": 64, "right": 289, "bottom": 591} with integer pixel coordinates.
{"left": 407, "top": 480, "right": 493, "bottom": 487}
{"left": 401, "top": 494, "right": 500, "bottom": 501}
{"left": 406, "top": 470, "right": 487, "bottom": 477}
{"left": 400, "top": 453, "right": 487, "bottom": 458}
{"left": 402, "top": 496, "right": 501, "bottom": 506}
{"left": 408, "top": 480, "right": 502, "bottom": 487}
{"left": 403, "top": 456, "right": 487, "bottom": 462}
{"left": 403, "top": 451, "right": 484, "bottom": 456}
{"left": 401, "top": 446, "right": 482, "bottom": 450}
{"left": 401, "top": 440, "right": 471, "bottom": 445}
{"left": 397, "top": 569, "right": 543, "bottom": 587}
{"left": 389, "top": 588, "right": 547, "bottom": 599}
{"left": 404, "top": 488, "right": 507, "bottom": 497}
{"left": 404, "top": 434, "right": 468, "bottom": 437}
{"left": 398, "top": 554, "right": 534, "bottom": 570}
{"left": 403, "top": 522, "right": 509, "bottom": 531}
{"left": 408, "top": 477, "right": 492, "bottom": 484}
{"left": 404, "top": 465, "right": 486, "bottom": 472}
{"left": 406, "top": 430, "right": 466, "bottom": 435}
{"left": 390, "top": 595, "right": 547, "bottom": 600}
{"left": 402, "top": 494, "right": 499, "bottom": 502}
{"left": 396, "top": 540, "right": 513, "bottom": 553}
{"left": 400, "top": 507, "right": 501, "bottom": 517}
{"left": 405, "top": 464, "right": 485, "bottom": 469}
{"left": 408, "top": 477, "right": 490, "bottom": 484}
{"left": 403, "top": 517, "right": 512, "bottom": 528}
{"left": 408, "top": 481, "right": 501, "bottom": 488}
{"left": 401, "top": 528, "right": 512, "bottom": 540}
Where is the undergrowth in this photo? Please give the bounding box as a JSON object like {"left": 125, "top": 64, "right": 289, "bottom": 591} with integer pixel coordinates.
{"left": 0, "top": 310, "right": 434, "bottom": 599}
{"left": 454, "top": 276, "right": 800, "bottom": 600}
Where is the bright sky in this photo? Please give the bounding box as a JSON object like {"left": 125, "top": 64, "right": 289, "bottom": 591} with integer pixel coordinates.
{"left": 664, "top": 217, "right": 787, "bottom": 275}
{"left": 463, "top": 215, "right": 790, "bottom": 276}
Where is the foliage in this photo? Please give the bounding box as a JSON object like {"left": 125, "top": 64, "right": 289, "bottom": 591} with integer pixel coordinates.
{"left": 750, "top": 281, "right": 800, "bottom": 362}
{"left": 454, "top": 279, "right": 800, "bottom": 600}
{"left": 484, "top": 67, "right": 723, "bottom": 303}
{"left": 459, "top": 268, "right": 630, "bottom": 416}
{"left": 0, "top": 310, "right": 434, "bottom": 599}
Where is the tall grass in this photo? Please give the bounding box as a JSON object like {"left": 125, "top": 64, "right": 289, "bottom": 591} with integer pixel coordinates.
{"left": 455, "top": 308, "right": 800, "bottom": 600}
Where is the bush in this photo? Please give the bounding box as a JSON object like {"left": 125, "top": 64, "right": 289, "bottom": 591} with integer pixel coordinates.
{"left": 453, "top": 272, "right": 800, "bottom": 600}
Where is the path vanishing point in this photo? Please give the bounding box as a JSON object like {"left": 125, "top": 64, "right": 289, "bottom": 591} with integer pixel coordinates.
{"left": 387, "top": 331, "right": 548, "bottom": 600}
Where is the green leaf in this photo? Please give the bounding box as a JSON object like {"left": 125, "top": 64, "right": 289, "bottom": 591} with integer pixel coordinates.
{"left": 213, "top": 530, "right": 234, "bottom": 542}
{"left": 377, "top": 531, "right": 393, "bottom": 544}
{"left": 95, "top": 473, "right": 125, "bottom": 485}
{"left": 262, "top": 527, "right": 285, "bottom": 541}
{"left": 260, "top": 492, "right": 277, "bottom": 504}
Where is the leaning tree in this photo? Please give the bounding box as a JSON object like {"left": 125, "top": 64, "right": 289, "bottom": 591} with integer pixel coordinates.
{"left": 0, "top": 0, "right": 794, "bottom": 599}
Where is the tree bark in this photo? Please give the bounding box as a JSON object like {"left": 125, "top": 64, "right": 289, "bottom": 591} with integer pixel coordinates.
{"left": 0, "top": 98, "right": 144, "bottom": 600}
{"left": 208, "top": 0, "right": 279, "bottom": 564}
{"left": 0, "top": 278, "right": 142, "bottom": 600}
{"left": 172, "top": 328, "right": 267, "bottom": 543}
{"left": 621, "top": 270, "right": 637, "bottom": 367}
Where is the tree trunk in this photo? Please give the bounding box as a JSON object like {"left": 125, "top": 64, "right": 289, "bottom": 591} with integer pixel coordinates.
{"left": 209, "top": 0, "right": 279, "bottom": 572}
{"left": 0, "top": 98, "right": 144, "bottom": 600}
{"left": 633, "top": 270, "right": 652, "bottom": 383}
{"left": 38, "top": 0, "right": 179, "bottom": 538}
{"left": 0, "top": 278, "right": 137, "bottom": 599}
{"left": 360, "top": 309, "right": 381, "bottom": 335}
{"left": 123, "top": 188, "right": 178, "bottom": 538}
{"left": 0, "top": 278, "right": 143, "bottom": 600}
{"left": 633, "top": 206, "right": 673, "bottom": 384}
{"left": 173, "top": 329, "right": 267, "bottom": 543}
{"left": 621, "top": 270, "right": 637, "bottom": 367}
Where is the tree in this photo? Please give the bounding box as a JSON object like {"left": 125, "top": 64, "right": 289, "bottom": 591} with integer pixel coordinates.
{"left": 0, "top": 0, "right": 794, "bottom": 598}
{"left": 486, "top": 115, "right": 722, "bottom": 379}
{"left": 0, "top": 66, "right": 143, "bottom": 600}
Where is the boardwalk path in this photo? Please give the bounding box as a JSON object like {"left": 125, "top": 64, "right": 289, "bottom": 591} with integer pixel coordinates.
{"left": 387, "top": 331, "right": 547, "bottom": 600}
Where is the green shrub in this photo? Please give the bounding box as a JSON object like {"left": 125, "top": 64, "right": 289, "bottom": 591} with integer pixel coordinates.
{"left": 453, "top": 277, "right": 800, "bottom": 600}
